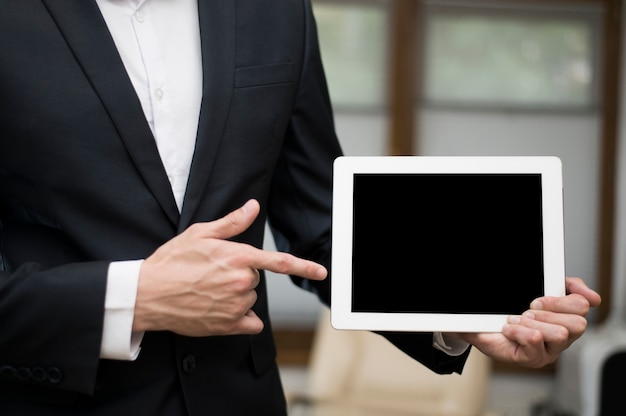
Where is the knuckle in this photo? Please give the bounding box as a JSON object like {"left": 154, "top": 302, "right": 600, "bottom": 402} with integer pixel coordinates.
{"left": 218, "top": 312, "right": 242, "bottom": 333}
{"left": 572, "top": 316, "right": 588, "bottom": 334}
{"left": 555, "top": 326, "right": 570, "bottom": 343}
{"left": 232, "top": 299, "right": 252, "bottom": 316}
{"left": 187, "top": 222, "right": 204, "bottom": 236}
{"left": 577, "top": 297, "right": 591, "bottom": 314}
{"left": 273, "top": 255, "right": 291, "bottom": 274}
{"left": 567, "top": 294, "right": 590, "bottom": 313}
{"left": 544, "top": 355, "right": 558, "bottom": 366}
{"left": 218, "top": 321, "right": 238, "bottom": 335}
{"left": 232, "top": 272, "right": 255, "bottom": 292}
{"left": 226, "top": 209, "right": 242, "bottom": 228}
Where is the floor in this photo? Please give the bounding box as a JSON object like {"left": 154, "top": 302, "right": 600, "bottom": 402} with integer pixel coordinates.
{"left": 279, "top": 365, "right": 556, "bottom": 416}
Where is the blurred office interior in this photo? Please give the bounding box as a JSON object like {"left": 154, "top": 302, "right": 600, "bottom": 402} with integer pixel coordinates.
{"left": 268, "top": 1, "right": 626, "bottom": 415}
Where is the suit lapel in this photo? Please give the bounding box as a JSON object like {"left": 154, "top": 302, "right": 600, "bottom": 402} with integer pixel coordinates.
{"left": 178, "top": 0, "right": 236, "bottom": 230}
{"left": 41, "top": 0, "right": 180, "bottom": 226}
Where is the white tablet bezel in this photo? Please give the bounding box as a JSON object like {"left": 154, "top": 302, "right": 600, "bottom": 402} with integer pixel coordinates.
{"left": 330, "top": 155, "right": 566, "bottom": 333}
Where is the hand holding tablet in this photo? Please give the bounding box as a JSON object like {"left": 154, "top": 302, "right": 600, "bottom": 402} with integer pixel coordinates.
{"left": 330, "top": 156, "right": 566, "bottom": 333}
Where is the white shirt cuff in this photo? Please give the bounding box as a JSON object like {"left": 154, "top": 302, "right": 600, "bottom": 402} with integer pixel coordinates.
{"left": 432, "top": 332, "right": 470, "bottom": 356}
{"left": 100, "top": 260, "right": 145, "bottom": 361}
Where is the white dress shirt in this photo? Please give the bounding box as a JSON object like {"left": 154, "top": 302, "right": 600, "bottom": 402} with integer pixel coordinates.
{"left": 96, "top": 0, "right": 202, "bottom": 360}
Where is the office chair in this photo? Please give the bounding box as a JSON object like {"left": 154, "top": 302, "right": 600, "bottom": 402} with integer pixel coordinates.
{"left": 287, "top": 307, "right": 495, "bottom": 416}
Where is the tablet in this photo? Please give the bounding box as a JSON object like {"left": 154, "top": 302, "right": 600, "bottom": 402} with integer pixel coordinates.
{"left": 331, "top": 156, "right": 566, "bottom": 333}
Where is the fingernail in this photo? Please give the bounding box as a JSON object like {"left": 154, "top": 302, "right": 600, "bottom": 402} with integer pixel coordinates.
{"left": 531, "top": 300, "right": 544, "bottom": 310}
{"left": 508, "top": 316, "right": 521, "bottom": 324}
{"left": 317, "top": 267, "right": 328, "bottom": 279}
{"left": 523, "top": 311, "right": 536, "bottom": 320}
{"left": 242, "top": 199, "right": 254, "bottom": 214}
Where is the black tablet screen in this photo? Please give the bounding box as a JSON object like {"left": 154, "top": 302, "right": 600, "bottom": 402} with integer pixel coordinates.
{"left": 351, "top": 173, "right": 544, "bottom": 315}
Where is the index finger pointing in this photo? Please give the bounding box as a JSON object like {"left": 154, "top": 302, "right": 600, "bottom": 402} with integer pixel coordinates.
{"left": 253, "top": 250, "right": 327, "bottom": 281}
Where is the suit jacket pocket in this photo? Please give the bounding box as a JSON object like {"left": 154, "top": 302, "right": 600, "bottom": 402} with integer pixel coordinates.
{"left": 235, "top": 62, "right": 294, "bottom": 88}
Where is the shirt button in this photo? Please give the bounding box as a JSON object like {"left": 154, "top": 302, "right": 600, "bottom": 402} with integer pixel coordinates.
{"left": 154, "top": 88, "right": 164, "bottom": 101}
{"left": 182, "top": 354, "right": 196, "bottom": 374}
{"left": 134, "top": 11, "right": 144, "bottom": 22}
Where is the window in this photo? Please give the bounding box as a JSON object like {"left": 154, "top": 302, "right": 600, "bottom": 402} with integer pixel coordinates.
{"left": 421, "top": 1, "right": 602, "bottom": 111}
{"left": 312, "top": 0, "right": 390, "bottom": 110}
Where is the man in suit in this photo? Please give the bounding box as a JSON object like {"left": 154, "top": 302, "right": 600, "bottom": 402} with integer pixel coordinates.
{"left": 0, "top": 0, "right": 601, "bottom": 415}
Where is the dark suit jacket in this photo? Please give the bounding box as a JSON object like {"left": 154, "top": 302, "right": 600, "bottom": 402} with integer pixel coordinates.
{"left": 0, "top": 0, "right": 468, "bottom": 414}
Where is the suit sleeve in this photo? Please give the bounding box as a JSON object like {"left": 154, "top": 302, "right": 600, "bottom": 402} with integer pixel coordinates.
{"left": 0, "top": 255, "right": 108, "bottom": 395}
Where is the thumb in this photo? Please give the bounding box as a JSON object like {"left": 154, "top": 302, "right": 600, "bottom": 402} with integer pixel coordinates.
{"left": 202, "top": 199, "right": 261, "bottom": 240}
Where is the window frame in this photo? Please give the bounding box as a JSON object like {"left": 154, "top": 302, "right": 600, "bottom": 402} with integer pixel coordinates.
{"left": 418, "top": 0, "right": 604, "bottom": 113}
{"left": 311, "top": 0, "right": 392, "bottom": 112}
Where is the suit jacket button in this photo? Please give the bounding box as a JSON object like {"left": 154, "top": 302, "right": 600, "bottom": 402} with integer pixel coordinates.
{"left": 32, "top": 366, "right": 47, "bottom": 383}
{"left": 47, "top": 367, "right": 63, "bottom": 384}
{"left": 16, "top": 367, "right": 32, "bottom": 381}
{"left": 0, "top": 365, "right": 16, "bottom": 378}
{"left": 182, "top": 354, "right": 196, "bottom": 374}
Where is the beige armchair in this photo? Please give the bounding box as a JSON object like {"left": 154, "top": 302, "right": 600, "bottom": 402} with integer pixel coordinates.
{"left": 287, "top": 307, "right": 495, "bottom": 416}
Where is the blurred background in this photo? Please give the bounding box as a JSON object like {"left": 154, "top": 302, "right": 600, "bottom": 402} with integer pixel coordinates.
{"left": 265, "top": 1, "right": 626, "bottom": 415}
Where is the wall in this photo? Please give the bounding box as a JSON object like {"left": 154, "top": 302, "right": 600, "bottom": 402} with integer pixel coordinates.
{"left": 609, "top": 3, "right": 626, "bottom": 323}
